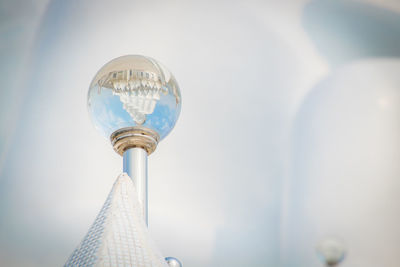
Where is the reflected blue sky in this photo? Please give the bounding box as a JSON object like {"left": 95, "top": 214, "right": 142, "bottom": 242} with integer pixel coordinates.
{"left": 89, "top": 84, "right": 180, "bottom": 140}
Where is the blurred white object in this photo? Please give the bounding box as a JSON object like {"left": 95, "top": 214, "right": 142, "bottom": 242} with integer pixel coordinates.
{"left": 65, "top": 173, "right": 168, "bottom": 267}
{"left": 284, "top": 59, "right": 400, "bottom": 267}
{"left": 316, "top": 238, "right": 346, "bottom": 266}
{"left": 165, "top": 257, "right": 183, "bottom": 267}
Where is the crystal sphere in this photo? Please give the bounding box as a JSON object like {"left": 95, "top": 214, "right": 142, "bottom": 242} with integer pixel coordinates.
{"left": 88, "top": 55, "right": 181, "bottom": 140}
{"left": 165, "top": 257, "right": 182, "bottom": 267}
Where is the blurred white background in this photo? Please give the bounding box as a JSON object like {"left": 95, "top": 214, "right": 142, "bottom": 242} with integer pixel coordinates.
{"left": 0, "top": 0, "right": 399, "bottom": 266}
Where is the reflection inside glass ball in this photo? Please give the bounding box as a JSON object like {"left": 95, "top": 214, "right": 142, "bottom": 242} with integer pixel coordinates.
{"left": 101, "top": 69, "right": 168, "bottom": 124}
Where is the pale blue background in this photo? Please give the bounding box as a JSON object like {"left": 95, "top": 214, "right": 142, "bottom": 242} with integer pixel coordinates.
{"left": 0, "top": 0, "right": 400, "bottom": 266}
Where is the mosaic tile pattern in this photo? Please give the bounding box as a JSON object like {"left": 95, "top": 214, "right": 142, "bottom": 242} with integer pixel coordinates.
{"left": 65, "top": 173, "right": 168, "bottom": 267}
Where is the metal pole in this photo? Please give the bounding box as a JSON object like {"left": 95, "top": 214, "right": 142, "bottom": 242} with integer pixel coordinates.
{"left": 123, "top": 147, "right": 148, "bottom": 226}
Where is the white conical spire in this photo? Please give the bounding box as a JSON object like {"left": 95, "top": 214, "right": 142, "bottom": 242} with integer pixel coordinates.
{"left": 65, "top": 173, "right": 169, "bottom": 267}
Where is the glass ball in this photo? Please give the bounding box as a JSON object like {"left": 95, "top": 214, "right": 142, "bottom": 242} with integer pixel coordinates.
{"left": 165, "top": 257, "right": 182, "bottom": 267}
{"left": 88, "top": 55, "right": 181, "bottom": 140}
{"left": 316, "top": 238, "right": 346, "bottom": 266}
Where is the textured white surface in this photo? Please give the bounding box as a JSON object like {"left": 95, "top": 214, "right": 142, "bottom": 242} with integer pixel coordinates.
{"left": 65, "top": 173, "right": 168, "bottom": 267}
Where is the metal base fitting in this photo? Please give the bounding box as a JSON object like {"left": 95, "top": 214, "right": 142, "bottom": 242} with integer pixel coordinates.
{"left": 111, "top": 126, "right": 160, "bottom": 156}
